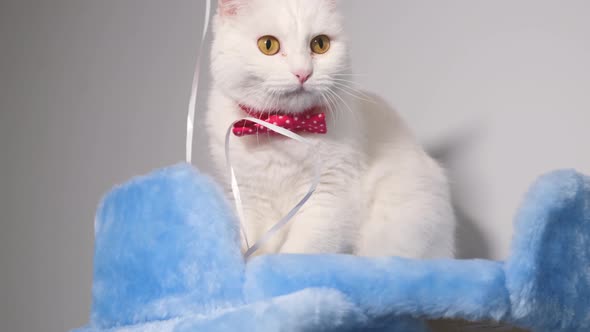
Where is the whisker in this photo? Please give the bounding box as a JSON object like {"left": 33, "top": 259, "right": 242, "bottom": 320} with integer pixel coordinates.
{"left": 323, "top": 89, "right": 341, "bottom": 125}
{"left": 328, "top": 77, "right": 375, "bottom": 100}
{"left": 321, "top": 92, "right": 338, "bottom": 128}
{"left": 331, "top": 78, "right": 365, "bottom": 86}
{"left": 331, "top": 82, "right": 376, "bottom": 104}
{"left": 332, "top": 73, "right": 367, "bottom": 77}
{"left": 327, "top": 88, "right": 359, "bottom": 124}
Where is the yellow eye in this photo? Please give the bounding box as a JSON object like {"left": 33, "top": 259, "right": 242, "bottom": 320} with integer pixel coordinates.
{"left": 311, "top": 35, "right": 330, "bottom": 54}
{"left": 257, "top": 35, "right": 280, "bottom": 55}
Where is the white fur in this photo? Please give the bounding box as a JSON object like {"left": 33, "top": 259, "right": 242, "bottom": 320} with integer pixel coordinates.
{"left": 206, "top": 0, "right": 455, "bottom": 258}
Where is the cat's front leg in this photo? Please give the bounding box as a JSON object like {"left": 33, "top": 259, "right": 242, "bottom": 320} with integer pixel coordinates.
{"left": 357, "top": 181, "right": 456, "bottom": 259}
{"left": 239, "top": 199, "right": 287, "bottom": 256}
{"left": 279, "top": 192, "right": 359, "bottom": 254}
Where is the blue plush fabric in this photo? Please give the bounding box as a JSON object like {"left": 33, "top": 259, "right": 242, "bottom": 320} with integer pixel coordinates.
{"left": 505, "top": 170, "right": 590, "bottom": 331}
{"left": 245, "top": 255, "right": 509, "bottom": 323}
{"left": 89, "top": 165, "right": 244, "bottom": 329}
{"left": 72, "top": 164, "right": 590, "bottom": 332}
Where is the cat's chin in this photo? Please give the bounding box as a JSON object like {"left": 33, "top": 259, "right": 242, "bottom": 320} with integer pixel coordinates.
{"left": 238, "top": 91, "right": 322, "bottom": 114}
{"left": 276, "top": 95, "right": 319, "bottom": 114}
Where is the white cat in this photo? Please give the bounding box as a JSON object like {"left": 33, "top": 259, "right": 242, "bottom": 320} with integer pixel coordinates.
{"left": 206, "top": 0, "right": 455, "bottom": 258}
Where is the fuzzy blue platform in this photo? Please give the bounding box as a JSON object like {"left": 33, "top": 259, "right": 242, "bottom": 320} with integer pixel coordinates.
{"left": 72, "top": 164, "right": 590, "bottom": 332}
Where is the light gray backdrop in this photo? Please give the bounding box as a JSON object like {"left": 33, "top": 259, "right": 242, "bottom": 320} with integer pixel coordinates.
{"left": 1, "top": 1, "right": 589, "bottom": 331}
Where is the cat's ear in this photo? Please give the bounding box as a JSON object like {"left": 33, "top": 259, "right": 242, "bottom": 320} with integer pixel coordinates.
{"left": 326, "top": 0, "right": 339, "bottom": 10}
{"left": 218, "top": 0, "right": 242, "bottom": 16}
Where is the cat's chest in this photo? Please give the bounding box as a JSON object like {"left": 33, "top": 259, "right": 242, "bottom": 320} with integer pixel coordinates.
{"left": 230, "top": 136, "right": 360, "bottom": 193}
{"left": 231, "top": 137, "right": 325, "bottom": 185}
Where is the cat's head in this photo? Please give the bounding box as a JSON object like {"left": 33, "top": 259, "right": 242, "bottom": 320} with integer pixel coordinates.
{"left": 211, "top": 0, "right": 348, "bottom": 113}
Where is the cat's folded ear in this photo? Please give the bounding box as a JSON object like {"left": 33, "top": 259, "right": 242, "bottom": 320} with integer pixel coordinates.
{"left": 218, "top": 0, "right": 242, "bottom": 16}
{"left": 218, "top": 0, "right": 338, "bottom": 16}
{"left": 326, "top": 0, "right": 339, "bottom": 11}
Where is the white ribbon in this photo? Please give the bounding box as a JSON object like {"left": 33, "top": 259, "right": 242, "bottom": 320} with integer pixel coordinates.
{"left": 185, "top": 0, "right": 322, "bottom": 258}
{"left": 186, "top": 0, "right": 211, "bottom": 164}
{"left": 225, "top": 119, "right": 322, "bottom": 258}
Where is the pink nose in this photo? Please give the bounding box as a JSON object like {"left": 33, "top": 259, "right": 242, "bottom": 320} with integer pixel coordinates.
{"left": 293, "top": 70, "right": 312, "bottom": 84}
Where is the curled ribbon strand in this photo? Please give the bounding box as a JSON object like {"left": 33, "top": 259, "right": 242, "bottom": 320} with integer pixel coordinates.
{"left": 225, "top": 118, "right": 322, "bottom": 258}
{"left": 186, "top": 0, "right": 211, "bottom": 164}
{"left": 185, "top": 0, "right": 322, "bottom": 258}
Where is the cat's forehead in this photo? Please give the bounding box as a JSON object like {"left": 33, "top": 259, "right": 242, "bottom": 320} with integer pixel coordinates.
{"left": 236, "top": 0, "right": 342, "bottom": 36}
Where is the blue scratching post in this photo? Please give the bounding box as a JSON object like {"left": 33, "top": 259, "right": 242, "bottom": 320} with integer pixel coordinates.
{"left": 72, "top": 164, "right": 590, "bottom": 332}
{"left": 89, "top": 165, "right": 244, "bottom": 329}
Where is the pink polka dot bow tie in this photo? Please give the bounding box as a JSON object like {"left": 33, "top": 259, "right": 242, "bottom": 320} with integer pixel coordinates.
{"left": 232, "top": 105, "right": 327, "bottom": 137}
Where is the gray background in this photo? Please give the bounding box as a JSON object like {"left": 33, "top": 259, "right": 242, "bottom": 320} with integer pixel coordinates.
{"left": 1, "top": 1, "right": 589, "bottom": 331}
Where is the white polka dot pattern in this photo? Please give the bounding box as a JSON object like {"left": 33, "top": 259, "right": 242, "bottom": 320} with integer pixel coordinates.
{"left": 232, "top": 105, "right": 327, "bottom": 137}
